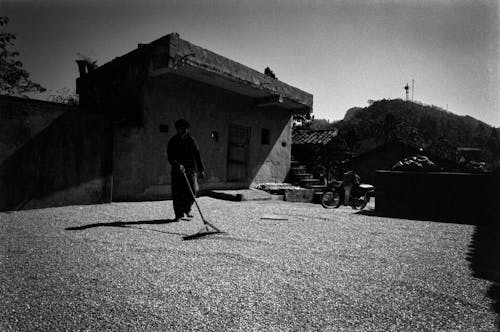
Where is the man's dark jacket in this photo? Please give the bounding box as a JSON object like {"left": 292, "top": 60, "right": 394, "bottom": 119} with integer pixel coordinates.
{"left": 167, "top": 133, "right": 204, "bottom": 174}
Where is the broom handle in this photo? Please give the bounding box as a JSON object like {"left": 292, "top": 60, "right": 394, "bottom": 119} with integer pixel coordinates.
{"left": 179, "top": 165, "right": 205, "bottom": 221}
{"left": 179, "top": 165, "right": 221, "bottom": 232}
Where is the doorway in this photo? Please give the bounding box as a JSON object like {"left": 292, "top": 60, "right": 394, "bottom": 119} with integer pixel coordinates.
{"left": 227, "top": 125, "right": 251, "bottom": 182}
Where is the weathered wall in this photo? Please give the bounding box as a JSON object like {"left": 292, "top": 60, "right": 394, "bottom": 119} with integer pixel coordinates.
{"left": 0, "top": 108, "right": 110, "bottom": 211}
{"left": 111, "top": 74, "right": 292, "bottom": 201}
{"left": 375, "top": 170, "right": 495, "bottom": 222}
{"left": 0, "top": 96, "right": 69, "bottom": 164}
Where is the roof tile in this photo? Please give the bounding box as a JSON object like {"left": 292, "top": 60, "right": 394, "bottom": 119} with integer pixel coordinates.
{"left": 292, "top": 129, "right": 338, "bottom": 145}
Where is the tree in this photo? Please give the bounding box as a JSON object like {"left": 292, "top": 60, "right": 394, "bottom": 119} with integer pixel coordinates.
{"left": 309, "top": 118, "right": 335, "bottom": 130}
{"left": 292, "top": 113, "right": 312, "bottom": 131}
{"left": 47, "top": 87, "right": 79, "bottom": 105}
{"left": 0, "top": 16, "right": 45, "bottom": 95}
{"left": 485, "top": 127, "right": 500, "bottom": 160}
{"left": 383, "top": 113, "right": 396, "bottom": 141}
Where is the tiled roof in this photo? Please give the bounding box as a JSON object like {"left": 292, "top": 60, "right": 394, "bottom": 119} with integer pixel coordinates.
{"left": 293, "top": 129, "right": 338, "bottom": 145}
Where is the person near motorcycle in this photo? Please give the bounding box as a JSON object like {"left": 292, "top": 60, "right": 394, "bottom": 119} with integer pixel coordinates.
{"left": 342, "top": 169, "right": 361, "bottom": 205}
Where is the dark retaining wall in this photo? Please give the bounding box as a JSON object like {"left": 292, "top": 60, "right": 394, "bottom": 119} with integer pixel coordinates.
{"left": 375, "top": 170, "right": 498, "bottom": 223}
{"left": 0, "top": 95, "right": 69, "bottom": 164}
{"left": 0, "top": 109, "right": 110, "bottom": 211}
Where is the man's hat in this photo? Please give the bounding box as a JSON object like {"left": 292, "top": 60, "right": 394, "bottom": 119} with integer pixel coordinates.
{"left": 175, "top": 119, "right": 190, "bottom": 129}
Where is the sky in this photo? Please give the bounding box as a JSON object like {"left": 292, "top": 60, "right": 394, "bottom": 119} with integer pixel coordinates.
{"left": 1, "top": 0, "right": 499, "bottom": 126}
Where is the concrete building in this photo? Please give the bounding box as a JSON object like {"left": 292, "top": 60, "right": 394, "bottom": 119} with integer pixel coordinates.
{"left": 77, "top": 33, "right": 312, "bottom": 201}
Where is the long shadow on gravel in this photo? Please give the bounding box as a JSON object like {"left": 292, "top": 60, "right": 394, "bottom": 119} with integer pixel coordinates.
{"left": 65, "top": 219, "right": 178, "bottom": 231}
{"left": 355, "top": 209, "right": 475, "bottom": 224}
{"left": 357, "top": 209, "right": 500, "bottom": 329}
{"left": 467, "top": 219, "right": 500, "bottom": 330}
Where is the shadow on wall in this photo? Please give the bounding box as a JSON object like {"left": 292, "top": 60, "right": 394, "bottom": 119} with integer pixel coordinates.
{"left": 195, "top": 106, "right": 290, "bottom": 194}
{"left": 0, "top": 109, "right": 110, "bottom": 211}
{"left": 246, "top": 109, "right": 291, "bottom": 186}
{"left": 169, "top": 76, "right": 294, "bottom": 189}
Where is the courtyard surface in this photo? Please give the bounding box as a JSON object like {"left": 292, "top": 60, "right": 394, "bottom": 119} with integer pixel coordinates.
{"left": 1, "top": 198, "right": 498, "bottom": 331}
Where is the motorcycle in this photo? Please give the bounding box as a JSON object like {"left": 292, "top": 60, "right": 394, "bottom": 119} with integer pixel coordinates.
{"left": 321, "top": 180, "right": 375, "bottom": 210}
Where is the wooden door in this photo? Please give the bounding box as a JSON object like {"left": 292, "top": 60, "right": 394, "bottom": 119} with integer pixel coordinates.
{"left": 227, "top": 125, "right": 251, "bottom": 182}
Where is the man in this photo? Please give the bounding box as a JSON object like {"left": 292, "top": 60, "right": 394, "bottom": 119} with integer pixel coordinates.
{"left": 167, "top": 119, "right": 205, "bottom": 221}
{"left": 342, "top": 169, "right": 360, "bottom": 206}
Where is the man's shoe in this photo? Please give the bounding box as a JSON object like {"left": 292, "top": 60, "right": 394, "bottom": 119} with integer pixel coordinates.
{"left": 185, "top": 212, "right": 194, "bottom": 218}
{"left": 173, "top": 216, "right": 183, "bottom": 222}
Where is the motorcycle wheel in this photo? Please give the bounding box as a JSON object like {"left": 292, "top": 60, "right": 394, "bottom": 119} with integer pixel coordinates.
{"left": 321, "top": 191, "right": 341, "bottom": 209}
{"left": 351, "top": 194, "right": 368, "bottom": 210}
{"left": 359, "top": 194, "right": 369, "bottom": 210}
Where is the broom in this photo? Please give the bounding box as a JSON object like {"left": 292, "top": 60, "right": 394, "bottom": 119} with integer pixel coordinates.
{"left": 179, "top": 165, "right": 223, "bottom": 240}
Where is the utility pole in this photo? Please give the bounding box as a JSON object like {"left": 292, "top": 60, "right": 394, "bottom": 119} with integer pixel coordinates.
{"left": 412, "top": 79, "right": 414, "bottom": 101}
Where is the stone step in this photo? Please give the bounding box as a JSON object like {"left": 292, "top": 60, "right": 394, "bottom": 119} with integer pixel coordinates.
{"left": 300, "top": 178, "right": 320, "bottom": 186}
{"left": 284, "top": 188, "right": 315, "bottom": 203}
{"left": 303, "top": 184, "right": 328, "bottom": 192}
{"left": 290, "top": 166, "right": 307, "bottom": 174}
{"left": 294, "top": 173, "right": 313, "bottom": 180}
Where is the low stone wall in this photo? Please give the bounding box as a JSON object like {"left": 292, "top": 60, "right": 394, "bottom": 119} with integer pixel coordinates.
{"left": 284, "top": 188, "right": 315, "bottom": 203}
{"left": 375, "top": 170, "right": 497, "bottom": 223}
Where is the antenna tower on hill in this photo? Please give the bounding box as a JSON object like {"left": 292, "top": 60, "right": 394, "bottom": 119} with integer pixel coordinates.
{"left": 412, "top": 79, "right": 414, "bottom": 101}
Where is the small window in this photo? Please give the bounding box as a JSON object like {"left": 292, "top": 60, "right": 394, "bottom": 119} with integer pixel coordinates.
{"left": 261, "top": 129, "right": 270, "bottom": 145}
{"left": 211, "top": 131, "right": 219, "bottom": 142}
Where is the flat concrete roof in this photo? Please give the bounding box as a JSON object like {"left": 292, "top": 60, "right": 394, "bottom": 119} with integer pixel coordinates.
{"left": 80, "top": 33, "right": 312, "bottom": 113}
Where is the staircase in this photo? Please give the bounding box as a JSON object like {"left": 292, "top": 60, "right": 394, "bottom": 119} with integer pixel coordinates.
{"left": 289, "top": 160, "right": 327, "bottom": 203}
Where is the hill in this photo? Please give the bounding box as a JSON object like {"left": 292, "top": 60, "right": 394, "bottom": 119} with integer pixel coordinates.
{"left": 314, "top": 99, "right": 500, "bottom": 161}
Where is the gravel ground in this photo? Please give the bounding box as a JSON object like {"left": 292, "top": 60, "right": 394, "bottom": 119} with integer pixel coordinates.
{"left": 0, "top": 198, "right": 497, "bottom": 331}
